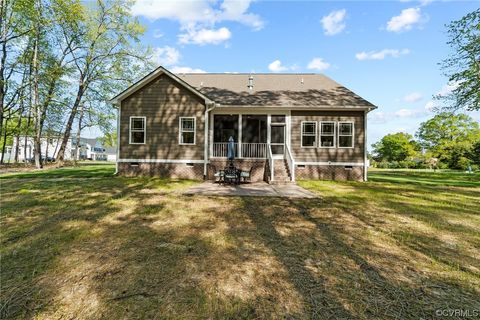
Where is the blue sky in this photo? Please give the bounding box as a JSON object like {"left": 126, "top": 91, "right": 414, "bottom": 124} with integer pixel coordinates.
{"left": 88, "top": 0, "right": 480, "bottom": 147}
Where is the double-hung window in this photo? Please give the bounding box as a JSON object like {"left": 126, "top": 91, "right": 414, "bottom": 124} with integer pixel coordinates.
{"left": 320, "top": 122, "right": 335, "bottom": 147}
{"left": 338, "top": 122, "right": 354, "bottom": 148}
{"left": 179, "top": 117, "right": 196, "bottom": 145}
{"left": 301, "top": 121, "right": 317, "bottom": 147}
{"left": 129, "top": 117, "right": 146, "bottom": 144}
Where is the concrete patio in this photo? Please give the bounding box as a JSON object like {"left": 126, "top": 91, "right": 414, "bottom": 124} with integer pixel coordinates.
{"left": 183, "top": 182, "right": 317, "bottom": 198}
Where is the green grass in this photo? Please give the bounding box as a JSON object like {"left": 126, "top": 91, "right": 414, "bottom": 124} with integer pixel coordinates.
{"left": 1, "top": 165, "right": 479, "bottom": 319}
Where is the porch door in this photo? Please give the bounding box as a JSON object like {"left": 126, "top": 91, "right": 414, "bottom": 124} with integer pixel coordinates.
{"left": 270, "top": 125, "right": 285, "bottom": 158}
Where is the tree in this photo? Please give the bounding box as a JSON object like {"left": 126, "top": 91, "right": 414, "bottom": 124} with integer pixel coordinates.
{"left": 470, "top": 140, "right": 480, "bottom": 166}
{"left": 437, "top": 9, "right": 480, "bottom": 111}
{"left": 416, "top": 112, "right": 480, "bottom": 169}
{"left": 55, "top": 0, "right": 150, "bottom": 165}
{"left": 372, "top": 132, "right": 420, "bottom": 162}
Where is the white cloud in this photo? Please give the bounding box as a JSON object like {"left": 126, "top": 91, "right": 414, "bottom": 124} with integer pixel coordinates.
{"left": 355, "top": 48, "right": 410, "bottom": 60}
{"left": 152, "top": 46, "right": 180, "bottom": 66}
{"left": 131, "top": 0, "right": 263, "bottom": 29}
{"left": 170, "top": 66, "right": 206, "bottom": 74}
{"left": 307, "top": 58, "right": 330, "bottom": 71}
{"left": 424, "top": 100, "right": 436, "bottom": 111}
{"left": 403, "top": 92, "right": 423, "bottom": 103}
{"left": 436, "top": 81, "right": 460, "bottom": 97}
{"left": 218, "top": 0, "right": 264, "bottom": 30}
{"left": 321, "top": 9, "right": 347, "bottom": 36}
{"left": 423, "top": 81, "right": 461, "bottom": 111}
{"left": 268, "top": 60, "right": 289, "bottom": 72}
{"left": 179, "top": 27, "right": 231, "bottom": 45}
{"left": 153, "top": 29, "right": 163, "bottom": 38}
{"left": 394, "top": 108, "right": 427, "bottom": 118}
{"left": 386, "top": 7, "right": 423, "bottom": 32}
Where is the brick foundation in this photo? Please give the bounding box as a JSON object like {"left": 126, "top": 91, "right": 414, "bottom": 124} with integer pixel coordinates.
{"left": 295, "top": 165, "right": 365, "bottom": 181}
{"left": 118, "top": 162, "right": 204, "bottom": 180}
{"left": 208, "top": 159, "right": 267, "bottom": 182}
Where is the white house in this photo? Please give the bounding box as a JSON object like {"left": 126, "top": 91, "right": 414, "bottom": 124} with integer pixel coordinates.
{"left": 11, "top": 136, "right": 73, "bottom": 162}
{"left": 10, "top": 136, "right": 116, "bottom": 162}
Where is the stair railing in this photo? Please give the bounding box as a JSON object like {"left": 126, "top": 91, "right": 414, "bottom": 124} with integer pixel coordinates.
{"left": 284, "top": 144, "right": 295, "bottom": 182}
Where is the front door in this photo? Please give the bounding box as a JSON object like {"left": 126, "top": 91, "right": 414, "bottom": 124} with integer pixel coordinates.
{"left": 270, "top": 125, "right": 285, "bottom": 158}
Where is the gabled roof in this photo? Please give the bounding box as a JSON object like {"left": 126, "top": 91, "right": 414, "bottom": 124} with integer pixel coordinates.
{"left": 111, "top": 66, "right": 377, "bottom": 110}
{"left": 109, "top": 66, "right": 212, "bottom": 105}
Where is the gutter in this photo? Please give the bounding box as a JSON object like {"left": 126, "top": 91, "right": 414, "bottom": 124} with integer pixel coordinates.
{"left": 204, "top": 100, "right": 216, "bottom": 179}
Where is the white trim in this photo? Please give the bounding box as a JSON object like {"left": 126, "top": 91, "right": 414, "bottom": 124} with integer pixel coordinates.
{"left": 301, "top": 121, "right": 317, "bottom": 148}
{"left": 364, "top": 111, "right": 368, "bottom": 181}
{"left": 118, "top": 159, "right": 204, "bottom": 164}
{"left": 179, "top": 116, "right": 196, "bottom": 145}
{"left": 115, "top": 104, "right": 121, "bottom": 174}
{"left": 319, "top": 121, "right": 336, "bottom": 148}
{"left": 296, "top": 161, "right": 364, "bottom": 166}
{"left": 129, "top": 116, "right": 146, "bottom": 145}
{"left": 204, "top": 102, "right": 216, "bottom": 177}
{"left": 213, "top": 105, "right": 376, "bottom": 111}
{"left": 338, "top": 121, "right": 354, "bottom": 149}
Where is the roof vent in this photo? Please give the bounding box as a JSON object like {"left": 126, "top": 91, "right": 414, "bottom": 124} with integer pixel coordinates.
{"left": 301, "top": 77, "right": 304, "bottom": 84}
{"left": 200, "top": 81, "right": 203, "bottom": 87}
{"left": 248, "top": 75, "right": 254, "bottom": 91}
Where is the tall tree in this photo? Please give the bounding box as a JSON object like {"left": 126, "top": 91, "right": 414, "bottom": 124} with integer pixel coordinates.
{"left": 56, "top": 0, "right": 148, "bottom": 165}
{"left": 372, "top": 132, "right": 420, "bottom": 162}
{"left": 437, "top": 9, "right": 480, "bottom": 111}
{"left": 416, "top": 112, "right": 480, "bottom": 169}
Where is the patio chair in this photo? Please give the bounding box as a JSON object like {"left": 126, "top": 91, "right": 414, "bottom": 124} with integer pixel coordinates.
{"left": 213, "top": 166, "right": 224, "bottom": 183}
{"left": 224, "top": 167, "right": 239, "bottom": 185}
{"left": 240, "top": 167, "right": 253, "bottom": 183}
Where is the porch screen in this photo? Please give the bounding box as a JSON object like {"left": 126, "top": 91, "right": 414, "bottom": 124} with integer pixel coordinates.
{"left": 213, "top": 115, "right": 238, "bottom": 142}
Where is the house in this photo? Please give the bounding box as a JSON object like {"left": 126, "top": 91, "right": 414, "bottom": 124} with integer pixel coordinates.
{"left": 110, "top": 66, "right": 377, "bottom": 182}
{"left": 10, "top": 136, "right": 116, "bottom": 162}
{"left": 11, "top": 136, "right": 73, "bottom": 162}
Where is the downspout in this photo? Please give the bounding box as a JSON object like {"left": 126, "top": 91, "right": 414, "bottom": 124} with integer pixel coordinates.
{"left": 114, "top": 102, "right": 120, "bottom": 175}
{"left": 364, "top": 110, "right": 368, "bottom": 182}
{"left": 204, "top": 100, "right": 216, "bottom": 179}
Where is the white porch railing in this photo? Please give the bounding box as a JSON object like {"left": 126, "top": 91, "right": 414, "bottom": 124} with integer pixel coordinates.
{"left": 284, "top": 144, "right": 295, "bottom": 182}
{"left": 212, "top": 142, "right": 267, "bottom": 158}
{"left": 212, "top": 143, "right": 238, "bottom": 158}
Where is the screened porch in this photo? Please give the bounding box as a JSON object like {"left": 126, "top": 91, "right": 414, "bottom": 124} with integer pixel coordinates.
{"left": 211, "top": 114, "right": 286, "bottom": 159}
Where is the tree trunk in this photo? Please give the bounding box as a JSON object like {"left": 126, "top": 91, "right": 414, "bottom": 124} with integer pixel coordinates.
{"left": 56, "top": 81, "right": 84, "bottom": 165}
{"left": 75, "top": 103, "right": 84, "bottom": 161}
{"left": 0, "top": 0, "right": 8, "bottom": 141}
{"left": 32, "top": 32, "right": 42, "bottom": 169}
{"left": 13, "top": 135, "right": 19, "bottom": 162}
{"left": 0, "top": 117, "right": 7, "bottom": 163}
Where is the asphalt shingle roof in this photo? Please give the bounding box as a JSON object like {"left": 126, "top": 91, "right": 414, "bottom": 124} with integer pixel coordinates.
{"left": 178, "top": 73, "right": 375, "bottom": 108}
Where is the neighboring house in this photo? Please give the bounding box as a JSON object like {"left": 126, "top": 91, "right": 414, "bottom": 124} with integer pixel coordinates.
{"left": 105, "top": 147, "right": 117, "bottom": 162}
{"left": 10, "top": 136, "right": 117, "bottom": 162}
{"left": 110, "top": 66, "right": 377, "bottom": 182}
{"left": 11, "top": 137, "right": 73, "bottom": 162}
{"left": 71, "top": 137, "right": 116, "bottom": 161}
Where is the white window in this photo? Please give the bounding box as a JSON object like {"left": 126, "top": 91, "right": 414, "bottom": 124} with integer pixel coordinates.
{"left": 320, "top": 122, "right": 336, "bottom": 148}
{"left": 301, "top": 121, "right": 317, "bottom": 148}
{"left": 338, "top": 122, "right": 354, "bottom": 148}
{"left": 129, "top": 117, "right": 146, "bottom": 144}
{"left": 179, "top": 117, "right": 196, "bottom": 145}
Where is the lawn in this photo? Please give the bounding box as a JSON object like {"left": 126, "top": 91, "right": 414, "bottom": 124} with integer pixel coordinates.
{"left": 1, "top": 165, "right": 479, "bottom": 319}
